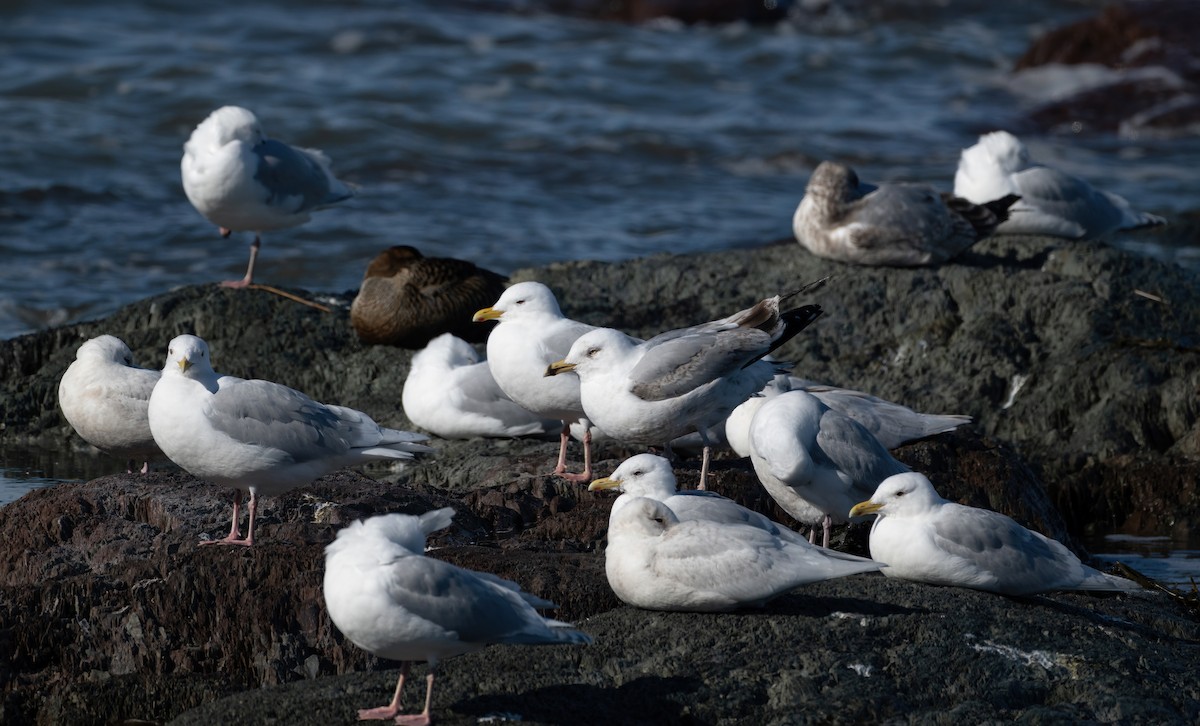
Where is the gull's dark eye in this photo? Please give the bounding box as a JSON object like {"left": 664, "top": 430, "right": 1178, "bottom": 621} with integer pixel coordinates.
{"left": 632, "top": 470, "right": 644, "bottom": 477}
{"left": 653, "top": 516, "right": 665, "bottom": 525}
{"left": 515, "top": 299, "right": 525, "bottom": 305}
{"left": 586, "top": 347, "right": 600, "bottom": 358}
{"left": 895, "top": 491, "right": 906, "bottom": 497}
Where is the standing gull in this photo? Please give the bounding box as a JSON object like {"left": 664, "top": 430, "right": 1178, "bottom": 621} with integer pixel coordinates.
{"left": 954, "top": 130, "right": 1166, "bottom": 240}
{"left": 724, "top": 373, "right": 971, "bottom": 458}
{"left": 58, "top": 335, "right": 162, "bottom": 474}
{"left": 849, "top": 472, "right": 1139, "bottom": 595}
{"left": 147, "top": 334, "right": 430, "bottom": 546}
{"left": 547, "top": 292, "right": 823, "bottom": 489}
{"left": 181, "top": 105, "right": 353, "bottom": 288}
{"left": 749, "top": 390, "right": 910, "bottom": 547}
{"left": 472, "top": 281, "right": 598, "bottom": 482}
{"left": 402, "top": 333, "right": 559, "bottom": 439}
{"left": 351, "top": 245, "right": 507, "bottom": 348}
{"left": 324, "top": 508, "right": 592, "bottom": 724}
{"left": 604, "top": 497, "right": 882, "bottom": 612}
{"left": 793, "top": 160, "right": 1019, "bottom": 266}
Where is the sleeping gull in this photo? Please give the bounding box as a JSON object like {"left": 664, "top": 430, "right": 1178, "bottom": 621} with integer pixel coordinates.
{"left": 604, "top": 496, "right": 882, "bottom": 612}
{"left": 748, "top": 390, "right": 910, "bottom": 547}
{"left": 147, "top": 334, "right": 430, "bottom": 546}
{"left": 546, "top": 292, "right": 823, "bottom": 489}
{"left": 402, "top": 333, "right": 559, "bottom": 439}
{"left": 351, "top": 246, "right": 507, "bottom": 348}
{"left": 725, "top": 373, "right": 971, "bottom": 458}
{"left": 793, "top": 160, "right": 1019, "bottom": 266}
{"left": 472, "top": 281, "right": 599, "bottom": 482}
{"left": 324, "top": 508, "right": 592, "bottom": 724}
{"left": 849, "top": 472, "right": 1139, "bottom": 595}
{"left": 954, "top": 130, "right": 1166, "bottom": 240}
{"left": 58, "top": 335, "right": 162, "bottom": 474}
{"left": 181, "top": 105, "right": 353, "bottom": 288}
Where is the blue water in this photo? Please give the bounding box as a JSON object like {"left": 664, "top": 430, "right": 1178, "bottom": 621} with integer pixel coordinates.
{"left": 2, "top": 0, "right": 1198, "bottom": 338}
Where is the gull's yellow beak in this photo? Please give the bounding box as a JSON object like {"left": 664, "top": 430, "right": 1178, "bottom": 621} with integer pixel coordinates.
{"left": 177, "top": 357, "right": 193, "bottom": 373}
{"left": 472, "top": 307, "right": 503, "bottom": 323}
{"left": 544, "top": 360, "right": 576, "bottom": 377}
{"left": 588, "top": 476, "right": 621, "bottom": 492}
{"left": 848, "top": 500, "right": 883, "bottom": 518}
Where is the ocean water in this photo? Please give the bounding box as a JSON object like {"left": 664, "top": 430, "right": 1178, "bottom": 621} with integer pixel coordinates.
{"left": 3, "top": 1, "right": 1199, "bottom": 585}
{"left": 2, "top": 0, "right": 1198, "bottom": 341}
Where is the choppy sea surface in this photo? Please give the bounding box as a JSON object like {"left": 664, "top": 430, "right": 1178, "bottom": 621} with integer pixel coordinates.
{"left": 3, "top": 0, "right": 1199, "bottom": 342}
{"left": 3, "top": 1, "right": 1199, "bottom": 585}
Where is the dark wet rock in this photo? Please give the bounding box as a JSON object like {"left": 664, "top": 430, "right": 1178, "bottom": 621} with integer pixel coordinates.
{"left": 1014, "top": 0, "right": 1200, "bottom": 136}
{"left": 170, "top": 578, "right": 1199, "bottom": 726}
{"left": 3, "top": 233, "right": 1199, "bottom": 535}
{"left": 1, "top": 234, "right": 1199, "bottom": 723}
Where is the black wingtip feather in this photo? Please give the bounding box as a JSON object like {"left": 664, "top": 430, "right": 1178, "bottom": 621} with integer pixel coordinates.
{"left": 743, "top": 304, "right": 824, "bottom": 368}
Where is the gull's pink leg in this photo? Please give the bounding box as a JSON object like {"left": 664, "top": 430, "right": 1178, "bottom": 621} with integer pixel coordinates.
{"left": 200, "top": 489, "right": 254, "bottom": 547}
{"left": 556, "top": 426, "right": 593, "bottom": 483}
{"left": 808, "top": 528, "right": 817, "bottom": 545}
{"left": 357, "top": 663, "right": 408, "bottom": 720}
{"left": 821, "top": 514, "right": 832, "bottom": 549}
{"left": 221, "top": 235, "right": 260, "bottom": 289}
{"left": 551, "top": 422, "right": 571, "bottom": 476}
{"left": 139, "top": 460, "right": 150, "bottom": 475}
{"left": 394, "top": 668, "right": 436, "bottom": 726}
{"left": 125, "top": 459, "right": 136, "bottom": 474}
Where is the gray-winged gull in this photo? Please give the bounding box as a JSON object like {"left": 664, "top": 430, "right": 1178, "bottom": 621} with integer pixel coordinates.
{"left": 181, "top": 105, "right": 353, "bottom": 287}
{"left": 849, "top": 472, "right": 1139, "bottom": 595}
{"left": 748, "top": 389, "right": 910, "bottom": 547}
{"left": 793, "top": 160, "right": 1019, "bottom": 266}
{"left": 603, "top": 496, "right": 882, "bottom": 612}
{"left": 472, "top": 281, "right": 599, "bottom": 482}
{"left": 323, "top": 508, "right": 591, "bottom": 724}
{"left": 58, "top": 334, "right": 163, "bottom": 473}
{"left": 147, "top": 334, "right": 430, "bottom": 546}
{"left": 725, "top": 373, "right": 971, "bottom": 457}
{"left": 954, "top": 130, "right": 1166, "bottom": 240}
{"left": 546, "top": 292, "right": 823, "bottom": 489}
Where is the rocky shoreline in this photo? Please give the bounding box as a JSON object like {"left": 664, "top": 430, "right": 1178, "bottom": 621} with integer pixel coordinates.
{"left": 1, "top": 234, "right": 1199, "bottom": 723}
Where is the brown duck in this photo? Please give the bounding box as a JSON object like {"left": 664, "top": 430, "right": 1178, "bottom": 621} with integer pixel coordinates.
{"left": 350, "top": 246, "right": 507, "bottom": 348}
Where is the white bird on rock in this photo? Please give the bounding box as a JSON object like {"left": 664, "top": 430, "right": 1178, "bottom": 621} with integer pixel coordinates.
{"left": 589, "top": 453, "right": 811, "bottom": 543}
{"left": 58, "top": 334, "right": 163, "bottom": 473}
{"left": 725, "top": 374, "right": 971, "bottom": 458}
{"left": 749, "top": 390, "right": 910, "bottom": 548}
{"left": 953, "top": 130, "right": 1165, "bottom": 240}
{"left": 547, "top": 291, "right": 824, "bottom": 489}
{"left": 849, "top": 472, "right": 1140, "bottom": 595}
{"left": 603, "top": 496, "right": 882, "bottom": 612}
{"left": 324, "top": 508, "right": 592, "bottom": 725}
{"left": 402, "top": 333, "right": 560, "bottom": 439}
{"left": 181, "top": 105, "right": 353, "bottom": 287}
{"left": 147, "top": 334, "right": 430, "bottom": 546}
{"left": 793, "top": 160, "right": 1019, "bottom": 266}
{"left": 472, "top": 281, "right": 599, "bottom": 482}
